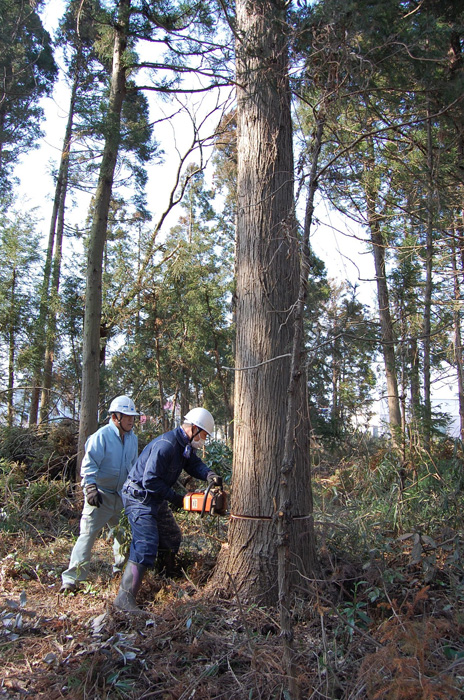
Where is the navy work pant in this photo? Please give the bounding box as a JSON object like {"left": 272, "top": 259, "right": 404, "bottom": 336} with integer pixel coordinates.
{"left": 122, "top": 495, "right": 182, "bottom": 568}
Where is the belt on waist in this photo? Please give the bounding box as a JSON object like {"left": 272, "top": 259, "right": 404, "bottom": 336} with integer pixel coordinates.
{"left": 125, "top": 481, "right": 145, "bottom": 498}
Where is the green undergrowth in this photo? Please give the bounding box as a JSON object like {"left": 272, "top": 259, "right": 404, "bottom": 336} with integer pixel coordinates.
{"left": 1, "top": 428, "right": 464, "bottom": 698}
{"left": 312, "top": 434, "right": 464, "bottom": 642}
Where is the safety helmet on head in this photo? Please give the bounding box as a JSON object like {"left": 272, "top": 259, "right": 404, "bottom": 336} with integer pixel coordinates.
{"left": 183, "top": 407, "right": 214, "bottom": 436}
{"left": 108, "top": 395, "right": 139, "bottom": 416}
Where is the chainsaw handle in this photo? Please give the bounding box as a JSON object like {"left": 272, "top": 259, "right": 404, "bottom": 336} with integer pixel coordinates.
{"left": 200, "top": 480, "right": 215, "bottom": 518}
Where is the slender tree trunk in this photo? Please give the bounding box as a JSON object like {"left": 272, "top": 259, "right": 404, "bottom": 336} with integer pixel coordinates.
{"left": 213, "top": 0, "right": 316, "bottom": 606}
{"left": 460, "top": 209, "right": 464, "bottom": 275}
{"left": 370, "top": 219, "right": 402, "bottom": 432}
{"left": 451, "top": 229, "right": 464, "bottom": 441}
{"left": 409, "top": 337, "right": 421, "bottom": 424}
{"left": 180, "top": 367, "right": 190, "bottom": 419}
{"left": 211, "top": 339, "right": 233, "bottom": 439}
{"left": 172, "top": 386, "right": 180, "bottom": 429}
{"left": 331, "top": 328, "right": 340, "bottom": 424}
{"left": 363, "top": 137, "right": 401, "bottom": 441}
{"left": 422, "top": 102, "right": 434, "bottom": 451}
{"left": 7, "top": 268, "right": 16, "bottom": 428}
{"left": 367, "top": 202, "right": 402, "bottom": 441}
{"left": 39, "top": 161, "right": 67, "bottom": 423}
{"left": 77, "top": 0, "right": 129, "bottom": 467}
{"left": 398, "top": 293, "right": 408, "bottom": 464}
{"left": 154, "top": 334, "right": 169, "bottom": 432}
{"left": 29, "top": 55, "right": 81, "bottom": 425}
{"left": 0, "top": 111, "right": 4, "bottom": 168}
{"left": 205, "top": 294, "right": 234, "bottom": 436}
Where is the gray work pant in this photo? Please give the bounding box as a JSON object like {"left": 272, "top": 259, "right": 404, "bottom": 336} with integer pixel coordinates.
{"left": 61, "top": 490, "right": 126, "bottom": 585}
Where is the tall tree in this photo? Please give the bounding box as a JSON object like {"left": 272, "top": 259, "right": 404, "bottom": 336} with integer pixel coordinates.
{"left": 160, "top": 166, "right": 234, "bottom": 429}
{"left": 323, "top": 282, "right": 376, "bottom": 433}
{"left": 450, "top": 227, "right": 464, "bottom": 441}
{"left": 77, "top": 0, "right": 226, "bottom": 463}
{"left": 299, "top": 0, "right": 464, "bottom": 446}
{"left": 29, "top": 0, "right": 108, "bottom": 425}
{"left": 213, "top": 0, "right": 317, "bottom": 605}
{"left": 364, "top": 134, "right": 403, "bottom": 440}
{"left": 78, "top": 0, "right": 131, "bottom": 464}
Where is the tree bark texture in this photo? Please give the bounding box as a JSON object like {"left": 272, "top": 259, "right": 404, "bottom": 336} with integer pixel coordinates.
{"left": 276, "top": 115, "right": 324, "bottom": 699}
{"left": 77, "top": 0, "right": 129, "bottom": 467}
{"left": 213, "top": 0, "right": 315, "bottom": 605}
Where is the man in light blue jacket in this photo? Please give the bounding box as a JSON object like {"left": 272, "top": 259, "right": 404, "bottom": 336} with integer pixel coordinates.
{"left": 61, "top": 395, "right": 139, "bottom": 593}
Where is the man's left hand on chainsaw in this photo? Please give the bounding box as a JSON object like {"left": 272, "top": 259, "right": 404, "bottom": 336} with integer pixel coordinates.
{"left": 170, "top": 492, "right": 185, "bottom": 510}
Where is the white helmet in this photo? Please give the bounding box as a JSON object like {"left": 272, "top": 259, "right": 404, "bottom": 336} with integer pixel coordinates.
{"left": 108, "top": 395, "right": 139, "bottom": 416}
{"left": 183, "top": 407, "right": 214, "bottom": 436}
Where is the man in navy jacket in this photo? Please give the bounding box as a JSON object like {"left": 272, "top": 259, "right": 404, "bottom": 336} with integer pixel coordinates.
{"left": 114, "top": 407, "right": 221, "bottom": 612}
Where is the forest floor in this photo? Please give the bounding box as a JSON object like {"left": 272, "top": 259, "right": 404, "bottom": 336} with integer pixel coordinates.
{"left": 1, "top": 488, "right": 464, "bottom": 699}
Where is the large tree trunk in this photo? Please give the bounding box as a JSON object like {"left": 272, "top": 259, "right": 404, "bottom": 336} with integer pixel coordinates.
{"left": 212, "top": 0, "right": 316, "bottom": 605}
{"left": 77, "top": 0, "right": 129, "bottom": 467}
{"left": 277, "top": 114, "right": 324, "bottom": 699}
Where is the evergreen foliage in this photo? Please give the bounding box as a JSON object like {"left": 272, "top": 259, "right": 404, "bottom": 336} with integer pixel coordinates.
{"left": 0, "top": 207, "right": 42, "bottom": 425}
{"left": 0, "top": 0, "right": 57, "bottom": 195}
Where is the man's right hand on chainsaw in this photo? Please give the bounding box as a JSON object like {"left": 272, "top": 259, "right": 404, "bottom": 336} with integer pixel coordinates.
{"left": 85, "top": 483, "right": 103, "bottom": 508}
{"left": 207, "top": 472, "right": 223, "bottom": 488}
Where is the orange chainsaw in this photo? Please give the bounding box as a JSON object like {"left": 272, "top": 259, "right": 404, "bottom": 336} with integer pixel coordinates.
{"left": 183, "top": 481, "right": 228, "bottom": 518}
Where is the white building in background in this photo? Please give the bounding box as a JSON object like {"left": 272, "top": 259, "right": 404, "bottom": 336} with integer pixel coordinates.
{"left": 368, "top": 395, "right": 461, "bottom": 439}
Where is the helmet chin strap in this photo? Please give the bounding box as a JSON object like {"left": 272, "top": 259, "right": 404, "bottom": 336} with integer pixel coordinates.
{"left": 114, "top": 412, "right": 132, "bottom": 432}
{"left": 190, "top": 426, "right": 202, "bottom": 443}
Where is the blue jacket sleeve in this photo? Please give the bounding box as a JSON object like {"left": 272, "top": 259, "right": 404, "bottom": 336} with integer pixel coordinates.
{"left": 138, "top": 434, "right": 211, "bottom": 503}
{"left": 80, "top": 430, "right": 106, "bottom": 486}
{"left": 184, "top": 451, "right": 211, "bottom": 482}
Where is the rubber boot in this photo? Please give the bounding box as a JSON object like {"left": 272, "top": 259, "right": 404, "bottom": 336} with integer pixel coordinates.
{"left": 113, "top": 561, "right": 147, "bottom": 613}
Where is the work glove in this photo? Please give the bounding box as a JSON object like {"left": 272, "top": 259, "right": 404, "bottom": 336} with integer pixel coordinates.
{"left": 85, "top": 483, "right": 102, "bottom": 508}
{"left": 207, "top": 472, "right": 223, "bottom": 488}
{"left": 171, "top": 492, "right": 185, "bottom": 510}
